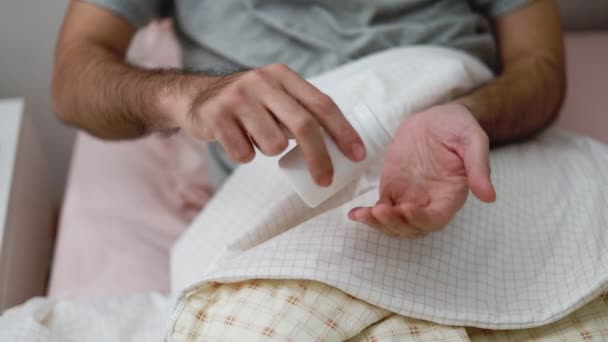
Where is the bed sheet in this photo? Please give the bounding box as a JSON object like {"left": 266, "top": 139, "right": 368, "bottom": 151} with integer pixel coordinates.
{"left": 3, "top": 284, "right": 607, "bottom": 341}
{"left": 169, "top": 279, "right": 608, "bottom": 341}
{"left": 48, "top": 132, "right": 211, "bottom": 299}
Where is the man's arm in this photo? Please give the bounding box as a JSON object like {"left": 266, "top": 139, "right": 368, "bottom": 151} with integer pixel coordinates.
{"left": 348, "top": 0, "right": 564, "bottom": 237}
{"left": 458, "top": 0, "right": 566, "bottom": 146}
{"left": 52, "top": 1, "right": 365, "bottom": 186}
{"left": 51, "top": 1, "right": 186, "bottom": 139}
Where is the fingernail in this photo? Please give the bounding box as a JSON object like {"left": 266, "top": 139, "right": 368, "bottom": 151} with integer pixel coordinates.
{"left": 351, "top": 142, "right": 366, "bottom": 161}
{"left": 317, "top": 172, "right": 333, "bottom": 187}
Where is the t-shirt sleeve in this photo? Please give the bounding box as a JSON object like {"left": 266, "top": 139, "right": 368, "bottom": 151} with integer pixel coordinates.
{"left": 468, "top": 0, "right": 531, "bottom": 17}
{"left": 84, "top": 0, "right": 170, "bottom": 28}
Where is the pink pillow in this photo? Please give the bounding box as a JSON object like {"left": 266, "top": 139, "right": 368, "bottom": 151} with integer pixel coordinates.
{"left": 557, "top": 32, "right": 608, "bottom": 144}
{"left": 48, "top": 20, "right": 213, "bottom": 299}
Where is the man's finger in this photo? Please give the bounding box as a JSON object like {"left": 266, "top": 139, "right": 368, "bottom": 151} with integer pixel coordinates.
{"left": 277, "top": 66, "right": 366, "bottom": 162}
{"left": 259, "top": 87, "right": 334, "bottom": 187}
{"left": 373, "top": 204, "right": 427, "bottom": 238}
{"left": 398, "top": 202, "right": 447, "bottom": 233}
{"left": 214, "top": 117, "right": 255, "bottom": 163}
{"left": 349, "top": 207, "right": 372, "bottom": 223}
{"left": 462, "top": 131, "right": 496, "bottom": 203}
{"left": 238, "top": 103, "right": 289, "bottom": 156}
{"left": 349, "top": 207, "right": 384, "bottom": 227}
{"left": 370, "top": 203, "right": 405, "bottom": 236}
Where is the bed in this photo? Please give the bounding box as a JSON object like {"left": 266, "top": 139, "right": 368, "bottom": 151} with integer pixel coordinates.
{"left": 0, "top": 2, "right": 605, "bottom": 341}
{"left": 7, "top": 10, "right": 591, "bottom": 342}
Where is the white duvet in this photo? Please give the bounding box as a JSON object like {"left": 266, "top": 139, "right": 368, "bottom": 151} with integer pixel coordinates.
{"left": 1, "top": 46, "right": 607, "bottom": 341}
{"left": 0, "top": 293, "right": 172, "bottom": 341}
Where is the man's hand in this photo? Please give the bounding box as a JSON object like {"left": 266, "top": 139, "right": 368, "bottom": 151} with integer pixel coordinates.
{"left": 176, "top": 65, "right": 366, "bottom": 187}
{"left": 348, "top": 104, "right": 496, "bottom": 239}
{"left": 53, "top": 2, "right": 365, "bottom": 188}
{"left": 347, "top": 0, "right": 563, "bottom": 239}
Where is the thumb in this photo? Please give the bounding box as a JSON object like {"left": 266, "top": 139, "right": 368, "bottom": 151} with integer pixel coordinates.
{"left": 461, "top": 131, "right": 496, "bottom": 203}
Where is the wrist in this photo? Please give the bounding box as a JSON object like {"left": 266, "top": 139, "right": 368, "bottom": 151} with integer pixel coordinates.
{"left": 453, "top": 96, "right": 486, "bottom": 122}
{"left": 406, "top": 102, "right": 472, "bottom": 125}
{"left": 155, "top": 72, "right": 213, "bottom": 130}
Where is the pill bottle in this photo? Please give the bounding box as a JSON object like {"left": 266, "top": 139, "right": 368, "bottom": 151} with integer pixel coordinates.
{"left": 278, "top": 103, "right": 392, "bottom": 207}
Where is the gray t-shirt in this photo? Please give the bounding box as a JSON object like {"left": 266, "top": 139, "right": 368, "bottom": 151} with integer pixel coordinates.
{"left": 89, "top": 0, "right": 530, "bottom": 73}
{"left": 86, "top": 0, "right": 529, "bottom": 187}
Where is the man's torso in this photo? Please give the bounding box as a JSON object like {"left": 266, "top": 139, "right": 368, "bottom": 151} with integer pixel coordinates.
{"left": 86, "top": 0, "right": 529, "bottom": 186}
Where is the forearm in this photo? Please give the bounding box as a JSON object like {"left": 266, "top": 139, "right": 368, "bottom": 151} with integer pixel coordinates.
{"left": 52, "top": 43, "right": 204, "bottom": 139}
{"left": 457, "top": 54, "right": 566, "bottom": 146}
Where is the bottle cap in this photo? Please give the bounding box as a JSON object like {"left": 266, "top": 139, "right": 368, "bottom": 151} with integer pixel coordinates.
{"left": 351, "top": 104, "right": 392, "bottom": 149}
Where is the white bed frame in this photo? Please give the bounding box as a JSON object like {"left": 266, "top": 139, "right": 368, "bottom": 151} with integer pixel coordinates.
{"left": 0, "top": 98, "right": 56, "bottom": 312}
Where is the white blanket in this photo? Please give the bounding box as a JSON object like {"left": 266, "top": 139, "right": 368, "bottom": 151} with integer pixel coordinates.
{"left": 169, "top": 47, "right": 608, "bottom": 330}
{"left": 0, "top": 293, "right": 172, "bottom": 341}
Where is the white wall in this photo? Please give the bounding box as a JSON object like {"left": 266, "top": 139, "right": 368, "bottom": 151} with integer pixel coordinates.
{"left": 0, "top": 0, "right": 73, "bottom": 203}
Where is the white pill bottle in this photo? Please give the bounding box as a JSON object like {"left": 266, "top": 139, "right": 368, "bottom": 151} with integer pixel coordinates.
{"left": 278, "top": 103, "right": 391, "bottom": 207}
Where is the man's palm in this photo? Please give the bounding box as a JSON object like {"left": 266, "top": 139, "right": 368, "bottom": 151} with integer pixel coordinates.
{"left": 349, "top": 104, "right": 496, "bottom": 238}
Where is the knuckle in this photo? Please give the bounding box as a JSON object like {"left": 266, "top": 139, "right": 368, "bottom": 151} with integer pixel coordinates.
{"left": 212, "top": 128, "right": 228, "bottom": 143}
{"left": 220, "top": 85, "right": 246, "bottom": 104}
{"left": 265, "top": 63, "right": 290, "bottom": 75}
{"left": 292, "top": 117, "right": 317, "bottom": 137}
{"left": 204, "top": 105, "right": 223, "bottom": 121}
{"left": 241, "top": 69, "right": 266, "bottom": 85}
{"left": 231, "top": 147, "right": 254, "bottom": 163}
{"left": 189, "top": 128, "right": 210, "bottom": 142}
{"left": 310, "top": 93, "right": 335, "bottom": 114}
{"left": 266, "top": 137, "right": 289, "bottom": 155}
{"left": 203, "top": 108, "right": 228, "bottom": 130}
{"left": 194, "top": 111, "right": 219, "bottom": 141}
{"left": 197, "top": 125, "right": 214, "bottom": 141}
